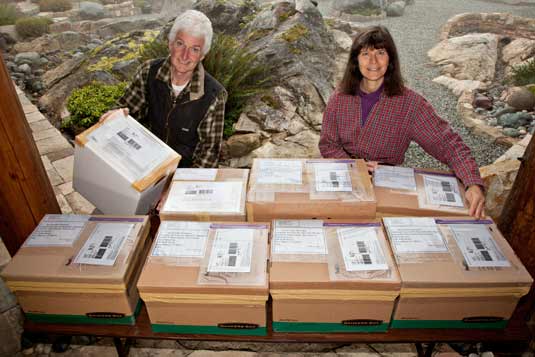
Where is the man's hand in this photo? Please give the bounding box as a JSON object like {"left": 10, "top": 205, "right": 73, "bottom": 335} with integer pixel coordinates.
{"left": 99, "top": 108, "right": 129, "bottom": 123}
{"left": 465, "top": 185, "right": 486, "bottom": 219}
{"left": 366, "top": 160, "right": 379, "bottom": 173}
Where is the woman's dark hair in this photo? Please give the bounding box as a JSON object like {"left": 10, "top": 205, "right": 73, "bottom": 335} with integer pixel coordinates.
{"left": 339, "top": 26, "right": 404, "bottom": 97}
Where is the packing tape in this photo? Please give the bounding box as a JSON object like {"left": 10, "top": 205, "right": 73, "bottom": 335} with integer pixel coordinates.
{"left": 270, "top": 289, "right": 399, "bottom": 301}
{"left": 400, "top": 286, "right": 531, "bottom": 298}
{"left": 74, "top": 110, "right": 119, "bottom": 147}
{"left": 140, "top": 293, "right": 267, "bottom": 305}
{"left": 7, "top": 281, "right": 126, "bottom": 294}
{"left": 132, "top": 154, "right": 181, "bottom": 192}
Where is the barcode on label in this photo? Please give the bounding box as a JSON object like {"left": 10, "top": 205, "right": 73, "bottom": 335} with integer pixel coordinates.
{"left": 185, "top": 189, "right": 214, "bottom": 195}
{"left": 117, "top": 131, "right": 128, "bottom": 141}
{"left": 472, "top": 237, "right": 484, "bottom": 250}
{"left": 481, "top": 250, "right": 493, "bottom": 261}
{"left": 101, "top": 236, "right": 112, "bottom": 248}
{"left": 441, "top": 181, "right": 452, "bottom": 192}
{"left": 357, "top": 241, "right": 367, "bottom": 254}
{"left": 127, "top": 138, "right": 141, "bottom": 150}
{"left": 95, "top": 248, "right": 106, "bottom": 259}
{"left": 445, "top": 193, "right": 455, "bottom": 202}
{"left": 228, "top": 242, "right": 238, "bottom": 255}
{"left": 329, "top": 172, "right": 337, "bottom": 180}
{"left": 228, "top": 255, "right": 237, "bottom": 267}
{"left": 362, "top": 254, "right": 372, "bottom": 264}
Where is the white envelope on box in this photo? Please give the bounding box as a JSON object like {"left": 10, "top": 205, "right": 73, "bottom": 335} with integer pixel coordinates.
{"left": 73, "top": 112, "right": 181, "bottom": 215}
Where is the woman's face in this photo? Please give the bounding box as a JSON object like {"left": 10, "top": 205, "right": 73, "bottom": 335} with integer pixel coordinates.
{"left": 357, "top": 47, "right": 389, "bottom": 84}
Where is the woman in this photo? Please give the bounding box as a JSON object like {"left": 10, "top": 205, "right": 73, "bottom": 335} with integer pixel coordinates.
{"left": 319, "top": 26, "right": 486, "bottom": 218}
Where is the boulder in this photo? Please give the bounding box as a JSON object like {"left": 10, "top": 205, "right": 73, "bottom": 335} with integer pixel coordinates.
{"left": 42, "top": 54, "right": 86, "bottom": 89}
{"left": 480, "top": 159, "right": 521, "bottom": 221}
{"left": 54, "top": 31, "right": 89, "bottom": 51}
{"left": 112, "top": 59, "right": 140, "bottom": 80}
{"left": 226, "top": 133, "right": 263, "bottom": 158}
{"left": 79, "top": 1, "right": 107, "bottom": 20}
{"left": 502, "top": 38, "right": 535, "bottom": 72}
{"left": 17, "top": 63, "right": 31, "bottom": 74}
{"left": 503, "top": 86, "right": 535, "bottom": 111}
{"left": 497, "top": 112, "right": 533, "bottom": 128}
{"left": 194, "top": 0, "right": 257, "bottom": 35}
{"left": 428, "top": 33, "right": 498, "bottom": 84}
{"left": 14, "top": 52, "right": 41, "bottom": 66}
{"left": 0, "top": 307, "right": 23, "bottom": 357}
{"left": 503, "top": 128, "right": 521, "bottom": 137}
{"left": 386, "top": 1, "right": 405, "bottom": 17}
{"left": 473, "top": 93, "right": 493, "bottom": 110}
{"left": 432, "top": 76, "right": 482, "bottom": 96}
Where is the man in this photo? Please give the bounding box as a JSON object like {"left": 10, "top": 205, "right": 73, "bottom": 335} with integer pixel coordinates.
{"left": 114, "top": 10, "right": 227, "bottom": 168}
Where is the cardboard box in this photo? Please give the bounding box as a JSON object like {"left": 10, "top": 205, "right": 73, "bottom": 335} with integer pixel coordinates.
{"left": 270, "top": 220, "right": 400, "bottom": 333}
{"left": 383, "top": 217, "right": 533, "bottom": 329}
{"left": 137, "top": 221, "right": 270, "bottom": 335}
{"left": 73, "top": 112, "right": 180, "bottom": 215}
{"left": 247, "top": 159, "right": 376, "bottom": 221}
{"left": 159, "top": 168, "right": 249, "bottom": 222}
{"left": 374, "top": 166, "right": 470, "bottom": 217}
{"left": 1, "top": 215, "right": 150, "bottom": 325}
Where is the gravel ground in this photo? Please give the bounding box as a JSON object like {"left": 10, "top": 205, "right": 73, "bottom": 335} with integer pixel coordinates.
{"left": 358, "top": 0, "right": 535, "bottom": 170}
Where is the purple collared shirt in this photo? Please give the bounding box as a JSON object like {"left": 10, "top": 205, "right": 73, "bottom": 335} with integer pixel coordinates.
{"left": 358, "top": 83, "right": 384, "bottom": 126}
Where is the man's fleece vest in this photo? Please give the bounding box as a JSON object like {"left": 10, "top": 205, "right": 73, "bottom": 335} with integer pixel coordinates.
{"left": 146, "top": 58, "right": 223, "bottom": 167}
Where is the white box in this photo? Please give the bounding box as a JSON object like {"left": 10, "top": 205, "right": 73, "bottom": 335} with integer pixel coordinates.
{"left": 73, "top": 112, "right": 181, "bottom": 215}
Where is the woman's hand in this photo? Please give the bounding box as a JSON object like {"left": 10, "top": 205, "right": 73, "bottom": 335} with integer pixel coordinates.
{"left": 99, "top": 108, "right": 129, "bottom": 123}
{"left": 465, "top": 185, "right": 486, "bottom": 219}
{"left": 366, "top": 160, "right": 379, "bottom": 173}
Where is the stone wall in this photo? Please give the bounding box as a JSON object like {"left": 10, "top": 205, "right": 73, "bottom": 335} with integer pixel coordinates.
{"left": 440, "top": 12, "right": 535, "bottom": 41}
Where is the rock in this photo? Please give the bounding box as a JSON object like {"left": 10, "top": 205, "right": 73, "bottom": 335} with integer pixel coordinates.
{"left": 495, "top": 134, "right": 532, "bottom": 162}
{"left": 432, "top": 75, "right": 482, "bottom": 96}
{"left": 494, "top": 106, "right": 517, "bottom": 118}
{"left": 55, "top": 31, "right": 89, "bottom": 51}
{"left": 234, "top": 113, "right": 261, "bottom": 133}
{"left": 95, "top": 17, "right": 165, "bottom": 38}
{"left": 17, "top": 64, "right": 31, "bottom": 74}
{"left": 251, "top": 130, "right": 321, "bottom": 159}
{"left": 111, "top": 59, "right": 140, "bottom": 80}
{"left": 386, "top": 1, "right": 405, "bottom": 17}
{"left": 480, "top": 159, "right": 521, "bottom": 220}
{"left": 79, "top": 1, "right": 107, "bottom": 20}
{"left": 14, "top": 52, "right": 40, "bottom": 66}
{"left": 42, "top": 54, "right": 86, "bottom": 89}
{"left": 502, "top": 38, "right": 535, "bottom": 73}
{"left": 14, "top": 35, "right": 60, "bottom": 53}
{"left": 473, "top": 94, "right": 493, "bottom": 109}
{"left": 428, "top": 33, "right": 498, "bottom": 83}
{"left": 503, "top": 128, "right": 521, "bottom": 137}
{"left": 504, "top": 86, "right": 535, "bottom": 111}
{"left": 194, "top": 0, "right": 256, "bottom": 35}
{"left": 498, "top": 112, "right": 532, "bottom": 128}
{"left": 0, "top": 32, "right": 15, "bottom": 51}
{"left": 226, "top": 133, "right": 263, "bottom": 157}
{"left": 488, "top": 118, "right": 498, "bottom": 126}
{"left": 0, "top": 306, "right": 24, "bottom": 357}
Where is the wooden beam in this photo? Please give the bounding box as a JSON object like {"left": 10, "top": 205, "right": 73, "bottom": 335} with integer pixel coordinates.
{"left": 0, "top": 52, "right": 60, "bottom": 256}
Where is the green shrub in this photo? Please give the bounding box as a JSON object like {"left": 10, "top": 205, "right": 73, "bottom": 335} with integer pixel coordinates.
{"left": 38, "top": 0, "right": 72, "bottom": 12}
{"left": 203, "top": 33, "right": 273, "bottom": 138}
{"left": 510, "top": 59, "right": 535, "bottom": 86}
{"left": 0, "top": 3, "right": 18, "bottom": 26}
{"left": 138, "top": 37, "right": 168, "bottom": 63}
{"left": 64, "top": 82, "right": 126, "bottom": 132}
{"left": 15, "top": 17, "right": 52, "bottom": 39}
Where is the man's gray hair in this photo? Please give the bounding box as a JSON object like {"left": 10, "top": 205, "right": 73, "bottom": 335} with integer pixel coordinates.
{"left": 168, "top": 10, "right": 213, "bottom": 56}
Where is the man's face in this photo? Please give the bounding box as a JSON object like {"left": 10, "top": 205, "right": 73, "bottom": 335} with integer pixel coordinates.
{"left": 169, "top": 31, "right": 205, "bottom": 77}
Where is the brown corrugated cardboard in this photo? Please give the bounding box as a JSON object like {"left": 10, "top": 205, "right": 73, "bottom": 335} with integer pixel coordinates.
{"left": 247, "top": 159, "right": 376, "bottom": 221}
{"left": 375, "top": 167, "right": 469, "bottom": 217}
{"left": 384, "top": 217, "right": 533, "bottom": 329}
{"left": 159, "top": 169, "right": 249, "bottom": 222}
{"left": 137, "top": 221, "right": 269, "bottom": 335}
{"left": 1, "top": 215, "right": 150, "bottom": 325}
{"left": 270, "top": 220, "right": 400, "bottom": 333}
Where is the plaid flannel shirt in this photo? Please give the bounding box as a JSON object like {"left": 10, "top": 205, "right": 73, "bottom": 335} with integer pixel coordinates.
{"left": 319, "top": 88, "right": 484, "bottom": 188}
{"left": 117, "top": 56, "right": 227, "bottom": 168}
